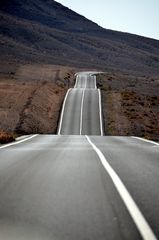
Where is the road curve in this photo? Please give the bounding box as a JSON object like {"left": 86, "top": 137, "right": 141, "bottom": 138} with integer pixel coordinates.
{"left": 58, "top": 72, "right": 103, "bottom": 136}
{"left": 0, "top": 72, "right": 158, "bottom": 240}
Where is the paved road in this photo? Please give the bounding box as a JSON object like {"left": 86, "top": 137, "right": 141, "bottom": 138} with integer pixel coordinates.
{"left": 0, "top": 72, "right": 158, "bottom": 240}
{"left": 74, "top": 73, "right": 96, "bottom": 89}
{"left": 58, "top": 72, "right": 103, "bottom": 135}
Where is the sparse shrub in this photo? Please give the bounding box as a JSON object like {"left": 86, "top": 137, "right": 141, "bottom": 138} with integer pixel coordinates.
{"left": 0, "top": 131, "right": 15, "bottom": 144}
{"left": 54, "top": 89, "right": 59, "bottom": 94}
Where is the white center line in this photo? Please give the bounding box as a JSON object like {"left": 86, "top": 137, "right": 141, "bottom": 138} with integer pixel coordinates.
{"left": 86, "top": 135, "right": 157, "bottom": 240}
{"left": 0, "top": 134, "right": 38, "bottom": 149}
{"left": 80, "top": 89, "right": 85, "bottom": 135}
{"left": 58, "top": 88, "right": 72, "bottom": 135}
{"left": 98, "top": 89, "right": 104, "bottom": 136}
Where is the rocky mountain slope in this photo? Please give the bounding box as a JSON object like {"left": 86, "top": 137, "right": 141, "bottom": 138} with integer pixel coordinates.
{"left": 1, "top": 0, "right": 159, "bottom": 75}
{"left": 0, "top": 0, "right": 159, "bottom": 140}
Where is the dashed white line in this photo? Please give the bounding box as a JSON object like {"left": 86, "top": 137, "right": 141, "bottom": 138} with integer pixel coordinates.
{"left": 80, "top": 89, "right": 85, "bottom": 135}
{"left": 58, "top": 88, "right": 72, "bottom": 135}
{"left": 132, "top": 137, "right": 159, "bottom": 146}
{"left": 0, "top": 134, "right": 38, "bottom": 149}
{"left": 86, "top": 135, "right": 157, "bottom": 240}
{"left": 98, "top": 89, "right": 104, "bottom": 136}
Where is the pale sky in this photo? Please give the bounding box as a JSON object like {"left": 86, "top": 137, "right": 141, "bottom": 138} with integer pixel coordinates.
{"left": 56, "top": 0, "right": 159, "bottom": 40}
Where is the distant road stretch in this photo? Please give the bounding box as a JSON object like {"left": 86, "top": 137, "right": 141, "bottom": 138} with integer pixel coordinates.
{"left": 58, "top": 72, "right": 103, "bottom": 135}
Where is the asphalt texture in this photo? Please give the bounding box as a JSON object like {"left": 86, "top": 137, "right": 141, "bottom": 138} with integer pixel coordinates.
{"left": 58, "top": 72, "right": 102, "bottom": 135}
{"left": 0, "top": 72, "right": 158, "bottom": 240}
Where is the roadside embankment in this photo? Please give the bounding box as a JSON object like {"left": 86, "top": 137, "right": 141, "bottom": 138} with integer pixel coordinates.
{"left": 97, "top": 72, "right": 159, "bottom": 141}
{"left": 0, "top": 63, "right": 77, "bottom": 135}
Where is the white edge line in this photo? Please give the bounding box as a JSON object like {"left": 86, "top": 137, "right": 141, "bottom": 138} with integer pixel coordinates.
{"left": 86, "top": 135, "right": 157, "bottom": 240}
{"left": 98, "top": 89, "right": 104, "bottom": 136}
{"left": 131, "top": 137, "right": 159, "bottom": 146}
{"left": 16, "top": 135, "right": 28, "bottom": 141}
{"left": 75, "top": 75, "right": 78, "bottom": 88}
{"left": 94, "top": 76, "right": 97, "bottom": 89}
{"left": 0, "top": 134, "right": 38, "bottom": 149}
{"left": 80, "top": 89, "right": 85, "bottom": 135}
{"left": 58, "top": 88, "right": 72, "bottom": 135}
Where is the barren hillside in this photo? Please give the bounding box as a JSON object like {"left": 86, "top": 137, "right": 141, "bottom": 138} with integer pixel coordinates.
{"left": 0, "top": 0, "right": 159, "bottom": 140}
{"left": 0, "top": 0, "right": 159, "bottom": 75}
{"left": 0, "top": 65, "right": 76, "bottom": 134}
{"left": 97, "top": 72, "right": 159, "bottom": 141}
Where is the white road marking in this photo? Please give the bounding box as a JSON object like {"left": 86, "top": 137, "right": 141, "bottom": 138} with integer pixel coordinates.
{"left": 75, "top": 76, "right": 79, "bottom": 88}
{"left": 86, "top": 135, "right": 157, "bottom": 240}
{"left": 85, "top": 76, "right": 87, "bottom": 89}
{"left": 94, "top": 76, "right": 97, "bottom": 89}
{"left": 16, "top": 135, "right": 28, "bottom": 141}
{"left": 98, "top": 89, "right": 104, "bottom": 136}
{"left": 80, "top": 89, "right": 85, "bottom": 135}
{"left": 0, "top": 134, "right": 38, "bottom": 149}
{"left": 58, "top": 88, "right": 72, "bottom": 135}
{"left": 132, "top": 137, "right": 159, "bottom": 146}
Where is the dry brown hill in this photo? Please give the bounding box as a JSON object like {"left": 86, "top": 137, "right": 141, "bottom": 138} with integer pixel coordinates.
{"left": 0, "top": 0, "right": 159, "bottom": 140}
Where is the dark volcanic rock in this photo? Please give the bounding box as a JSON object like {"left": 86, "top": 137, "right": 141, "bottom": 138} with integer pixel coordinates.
{"left": 0, "top": 0, "right": 159, "bottom": 75}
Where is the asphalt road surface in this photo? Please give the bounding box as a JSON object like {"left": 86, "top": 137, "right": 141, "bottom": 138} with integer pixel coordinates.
{"left": 58, "top": 72, "right": 103, "bottom": 135}
{"left": 0, "top": 72, "right": 158, "bottom": 240}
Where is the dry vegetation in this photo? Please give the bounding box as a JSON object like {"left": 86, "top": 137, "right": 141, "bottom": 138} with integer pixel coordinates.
{"left": 97, "top": 72, "right": 159, "bottom": 141}
{"left": 0, "top": 63, "right": 77, "bottom": 135}
{"left": 0, "top": 130, "right": 15, "bottom": 144}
